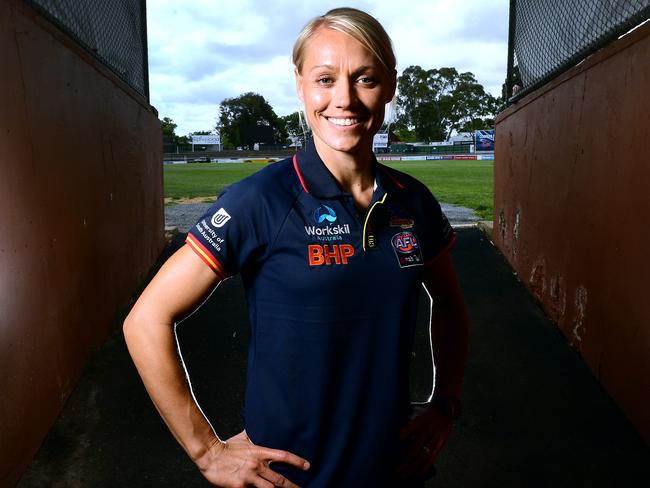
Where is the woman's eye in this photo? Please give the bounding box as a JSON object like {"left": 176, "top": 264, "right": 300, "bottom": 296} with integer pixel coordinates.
{"left": 358, "top": 76, "right": 376, "bottom": 85}
{"left": 317, "top": 77, "right": 333, "bottom": 85}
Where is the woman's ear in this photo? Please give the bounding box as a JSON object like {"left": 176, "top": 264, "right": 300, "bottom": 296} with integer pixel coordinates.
{"left": 295, "top": 68, "right": 304, "bottom": 103}
{"left": 385, "top": 69, "right": 397, "bottom": 104}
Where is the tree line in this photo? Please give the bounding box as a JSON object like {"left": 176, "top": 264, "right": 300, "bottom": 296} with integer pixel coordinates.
{"left": 162, "top": 65, "right": 503, "bottom": 150}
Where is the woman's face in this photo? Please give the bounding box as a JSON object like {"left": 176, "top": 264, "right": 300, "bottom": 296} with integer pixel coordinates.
{"left": 295, "top": 27, "right": 396, "bottom": 157}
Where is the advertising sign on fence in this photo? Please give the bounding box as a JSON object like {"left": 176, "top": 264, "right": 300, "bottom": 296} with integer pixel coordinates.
{"left": 474, "top": 129, "right": 495, "bottom": 151}
{"left": 191, "top": 134, "right": 221, "bottom": 145}
{"left": 477, "top": 153, "right": 495, "bottom": 160}
{"left": 373, "top": 133, "right": 389, "bottom": 149}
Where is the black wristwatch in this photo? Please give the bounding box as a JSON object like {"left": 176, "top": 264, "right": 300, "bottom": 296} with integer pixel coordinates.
{"left": 431, "top": 395, "right": 461, "bottom": 420}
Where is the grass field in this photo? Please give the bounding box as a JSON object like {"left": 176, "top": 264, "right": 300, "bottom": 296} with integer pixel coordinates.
{"left": 164, "top": 159, "right": 493, "bottom": 219}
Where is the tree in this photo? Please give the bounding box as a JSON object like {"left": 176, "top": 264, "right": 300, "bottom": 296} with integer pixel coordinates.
{"left": 160, "top": 116, "right": 191, "bottom": 149}
{"left": 396, "top": 66, "right": 498, "bottom": 141}
{"left": 281, "top": 111, "right": 311, "bottom": 146}
{"left": 217, "top": 92, "right": 287, "bottom": 149}
{"left": 394, "top": 66, "right": 445, "bottom": 142}
{"left": 161, "top": 117, "right": 178, "bottom": 140}
{"left": 458, "top": 117, "right": 494, "bottom": 134}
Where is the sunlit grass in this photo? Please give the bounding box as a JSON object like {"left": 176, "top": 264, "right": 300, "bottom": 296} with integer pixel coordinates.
{"left": 164, "top": 159, "right": 494, "bottom": 219}
{"left": 384, "top": 160, "right": 493, "bottom": 219}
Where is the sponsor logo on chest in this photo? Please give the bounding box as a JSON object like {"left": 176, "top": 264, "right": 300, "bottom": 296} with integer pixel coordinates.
{"left": 388, "top": 205, "right": 415, "bottom": 229}
{"left": 308, "top": 244, "right": 355, "bottom": 266}
{"left": 305, "top": 205, "right": 355, "bottom": 265}
{"left": 304, "top": 224, "right": 351, "bottom": 237}
{"left": 391, "top": 231, "right": 424, "bottom": 267}
{"left": 304, "top": 204, "right": 351, "bottom": 242}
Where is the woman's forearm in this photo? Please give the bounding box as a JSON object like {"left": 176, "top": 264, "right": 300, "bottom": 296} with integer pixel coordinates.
{"left": 123, "top": 245, "right": 225, "bottom": 462}
{"left": 123, "top": 313, "right": 221, "bottom": 462}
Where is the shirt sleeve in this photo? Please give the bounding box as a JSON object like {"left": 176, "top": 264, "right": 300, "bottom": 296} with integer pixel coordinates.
{"left": 420, "top": 188, "right": 456, "bottom": 265}
{"left": 185, "top": 182, "right": 268, "bottom": 276}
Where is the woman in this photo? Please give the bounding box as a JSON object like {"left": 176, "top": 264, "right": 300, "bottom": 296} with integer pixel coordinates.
{"left": 124, "top": 7, "right": 468, "bottom": 487}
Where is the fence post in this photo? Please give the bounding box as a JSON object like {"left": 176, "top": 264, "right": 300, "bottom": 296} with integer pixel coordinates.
{"left": 506, "top": 0, "right": 517, "bottom": 104}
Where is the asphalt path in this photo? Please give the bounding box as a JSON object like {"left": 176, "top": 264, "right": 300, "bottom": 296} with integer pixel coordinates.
{"left": 19, "top": 228, "right": 650, "bottom": 487}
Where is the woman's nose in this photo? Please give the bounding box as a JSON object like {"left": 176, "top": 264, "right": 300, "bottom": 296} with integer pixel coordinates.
{"left": 334, "top": 79, "right": 355, "bottom": 109}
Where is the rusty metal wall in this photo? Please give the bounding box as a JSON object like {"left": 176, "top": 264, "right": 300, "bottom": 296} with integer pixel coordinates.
{"left": 0, "top": 1, "right": 164, "bottom": 484}
{"left": 494, "top": 20, "right": 650, "bottom": 444}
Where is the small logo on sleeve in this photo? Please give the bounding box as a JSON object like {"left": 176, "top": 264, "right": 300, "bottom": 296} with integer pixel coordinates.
{"left": 211, "top": 208, "right": 231, "bottom": 228}
{"left": 391, "top": 231, "right": 423, "bottom": 267}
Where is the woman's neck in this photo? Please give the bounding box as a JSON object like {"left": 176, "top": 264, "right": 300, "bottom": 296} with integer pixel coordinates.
{"left": 313, "top": 138, "right": 376, "bottom": 211}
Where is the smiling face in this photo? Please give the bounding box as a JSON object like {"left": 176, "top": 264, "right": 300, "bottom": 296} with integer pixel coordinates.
{"left": 295, "top": 27, "right": 396, "bottom": 160}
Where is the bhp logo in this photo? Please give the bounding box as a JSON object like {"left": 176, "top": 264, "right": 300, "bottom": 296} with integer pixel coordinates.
{"left": 308, "top": 244, "right": 354, "bottom": 266}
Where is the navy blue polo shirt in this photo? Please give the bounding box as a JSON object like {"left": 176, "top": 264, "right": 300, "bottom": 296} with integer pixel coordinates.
{"left": 186, "top": 140, "right": 454, "bottom": 487}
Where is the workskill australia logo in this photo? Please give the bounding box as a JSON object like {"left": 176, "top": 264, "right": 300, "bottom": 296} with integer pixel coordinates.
{"left": 314, "top": 205, "right": 337, "bottom": 224}
{"left": 391, "top": 231, "right": 423, "bottom": 267}
{"left": 306, "top": 204, "right": 351, "bottom": 242}
{"left": 211, "top": 208, "right": 231, "bottom": 228}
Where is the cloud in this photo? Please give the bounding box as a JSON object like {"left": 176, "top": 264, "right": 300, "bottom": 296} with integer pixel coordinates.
{"left": 147, "top": 0, "right": 509, "bottom": 135}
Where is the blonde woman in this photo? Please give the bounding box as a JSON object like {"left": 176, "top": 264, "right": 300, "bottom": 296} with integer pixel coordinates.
{"left": 124, "top": 7, "right": 468, "bottom": 487}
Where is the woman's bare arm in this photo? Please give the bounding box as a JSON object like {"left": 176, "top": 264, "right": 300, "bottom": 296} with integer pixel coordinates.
{"left": 123, "top": 245, "right": 222, "bottom": 461}
{"left": 123, "top": 244, "right": 309, "bottom": 487}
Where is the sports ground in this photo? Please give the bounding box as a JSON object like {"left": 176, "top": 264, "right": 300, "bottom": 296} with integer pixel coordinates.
{"left": 164, "top": 159, "right": 494, "bottom": 220}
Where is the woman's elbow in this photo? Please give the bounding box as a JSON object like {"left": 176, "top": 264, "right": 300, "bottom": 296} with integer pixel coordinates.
{"left": 123, "top": 305, "right": 153, "bottom": 346}
{"left": 122, "top": 310, "right": 141, "bottom": 346}
{"left": 123, "top": 304, "right": 174, "bottom": 348}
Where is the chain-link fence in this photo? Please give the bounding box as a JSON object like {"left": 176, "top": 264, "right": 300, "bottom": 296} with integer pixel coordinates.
{"left": 26, "top": 0, "right": 149, "bottom": 100}
{"left": 506, "top": 0, "right": 650, "bottom": 103}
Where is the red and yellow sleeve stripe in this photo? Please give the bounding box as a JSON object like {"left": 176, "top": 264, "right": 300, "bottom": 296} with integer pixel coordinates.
{"left": 185, "top": 233, "right": 228, "bottom": 278}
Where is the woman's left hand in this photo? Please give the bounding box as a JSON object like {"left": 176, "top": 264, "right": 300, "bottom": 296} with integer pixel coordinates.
{"left": 396, "top": 403, "right": 454, "bottom": 482}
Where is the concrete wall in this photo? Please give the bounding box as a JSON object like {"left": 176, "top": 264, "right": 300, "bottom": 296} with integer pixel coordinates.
{"left": 0, "top": 1, "right": 165, "bottom": 484}
{"left": 494, "top": 20, "right": 650, "bottom": 443}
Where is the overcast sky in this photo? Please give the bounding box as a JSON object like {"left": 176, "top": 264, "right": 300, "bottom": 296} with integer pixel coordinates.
{"left": 147, "top": 0, "right": 510, "bottom": 136}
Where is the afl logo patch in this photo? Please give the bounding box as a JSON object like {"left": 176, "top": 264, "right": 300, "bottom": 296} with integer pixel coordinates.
{"left": 211, "top": 207, "right": 231, "bottom": 228}
{"left": 391, "top": 231, "right": 423, "bottom": 267}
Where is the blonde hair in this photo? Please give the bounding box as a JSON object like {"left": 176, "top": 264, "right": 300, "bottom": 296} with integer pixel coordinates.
{"left": 292, "top": 7, "right": 397, "bottom": 76}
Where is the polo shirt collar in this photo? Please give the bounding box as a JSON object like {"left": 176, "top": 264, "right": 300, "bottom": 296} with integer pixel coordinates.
{"left": 294, "top": 138, "right": 403, "bottom": 198}
{"left": 294, "top": 139, "right": 343, "bottom": 198}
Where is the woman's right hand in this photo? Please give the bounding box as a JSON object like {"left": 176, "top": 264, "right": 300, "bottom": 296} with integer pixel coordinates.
{"left": 197, "top": 431, "right": 310, "bottom": 488}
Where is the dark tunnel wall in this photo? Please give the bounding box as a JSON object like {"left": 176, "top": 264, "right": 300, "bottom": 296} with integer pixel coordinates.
{"left": 494, "top": 20, "right": 650, "bottom": 444}
{"left": 0, "top": 1, "right": 165, "bottom": 483}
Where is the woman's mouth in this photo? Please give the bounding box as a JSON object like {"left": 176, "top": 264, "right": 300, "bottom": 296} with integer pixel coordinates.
{"left": 326, "top": 116, "right": 361, "bottom": 127}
